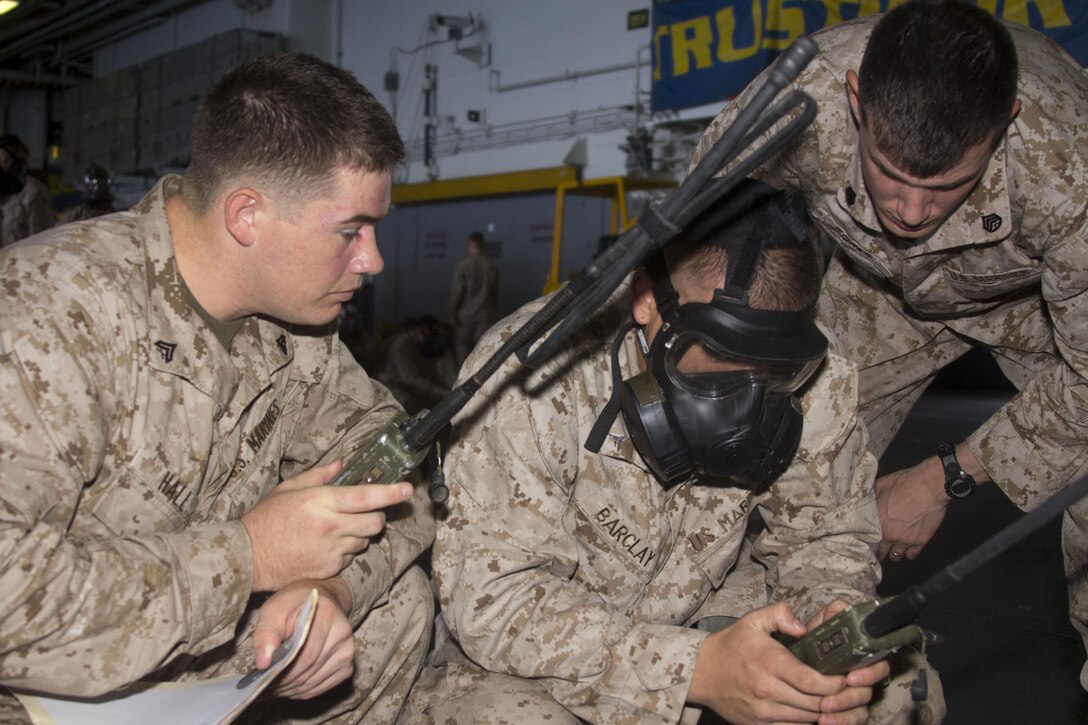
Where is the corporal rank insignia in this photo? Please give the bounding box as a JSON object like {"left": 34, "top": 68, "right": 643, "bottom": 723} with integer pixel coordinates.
{"left": 276, "top": 334, "right": 289, "bottom": 355}
{"left": 154, "top": 340, "right": 177, "bottom": 363}
{"left": 981, "top": 213, "right": 1002, "bottom": 233}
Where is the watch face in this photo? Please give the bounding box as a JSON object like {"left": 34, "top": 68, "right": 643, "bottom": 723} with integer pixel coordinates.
{"left": 946, "top": 473, "right": 975, "bottom": 499}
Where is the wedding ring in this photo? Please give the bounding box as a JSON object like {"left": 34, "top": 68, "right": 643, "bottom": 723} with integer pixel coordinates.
{"left": 889, "top": 550, "right": 905, "bottom": 560}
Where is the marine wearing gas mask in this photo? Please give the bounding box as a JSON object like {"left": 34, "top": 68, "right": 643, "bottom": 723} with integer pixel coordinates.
{"left": 587, "top": 180, "right": 828, "bottom": 488}
{"left": 82, "top": 164, "right": 114, "bottom": 208}
{"left": 57, "top": 164, "right": 117, "bottom": 224}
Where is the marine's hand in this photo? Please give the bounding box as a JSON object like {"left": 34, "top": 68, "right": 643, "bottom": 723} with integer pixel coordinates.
{"left": 688, "top": 602, "right": 861, "bottom": 724}
{"left": 805, "top": 600, "right": 850, "bottom": 629}
{"left": 817, "top": 658, "right": 888, "bottom": 725}
{"left": 875, "top": 458, "right": 949, "bottom": 561}
{"left": 242, "top": 460, "right": 414, "bottom": 592}
{"left": 252, "top": 579, "right": 355, "bottom": 700}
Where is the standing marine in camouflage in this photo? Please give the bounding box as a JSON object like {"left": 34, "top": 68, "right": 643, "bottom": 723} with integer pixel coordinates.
{"left": 405, "top": 181, "right": 940, "bottom": 725}
{"left": 692, "top": 0, "right": 1088, "bottom": 690}
{"left": 449, "top": 230, "right": 499, "bottom": 363}
{"left": 0, "top": 134, "right": 53, "bottom": 248}
{"left": 0, "top": 53, "right": 435, "bottom": 723}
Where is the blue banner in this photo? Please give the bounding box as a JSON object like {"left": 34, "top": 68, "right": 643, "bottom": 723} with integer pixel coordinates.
{"left": 651, "top": 0, "right": 1088, "bottom": 113}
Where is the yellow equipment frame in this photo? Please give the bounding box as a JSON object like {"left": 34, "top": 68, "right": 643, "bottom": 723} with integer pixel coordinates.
{"left": 391, "top": 166, "right": 677, "bottom": 295}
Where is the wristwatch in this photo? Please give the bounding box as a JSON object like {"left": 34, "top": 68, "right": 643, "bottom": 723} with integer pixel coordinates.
{"left": 938, "top": 442, "right": 975, "bottom": 499}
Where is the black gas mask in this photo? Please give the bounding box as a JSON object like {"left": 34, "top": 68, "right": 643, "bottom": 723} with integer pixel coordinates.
{"left": 82, "top": 164, "right": 114, "bottom": 206}
{"left": 586, "top": 182, "right": 828, "bottom": 489}
{"left": 0, "top": 136, "right": 28, "bottom": 197}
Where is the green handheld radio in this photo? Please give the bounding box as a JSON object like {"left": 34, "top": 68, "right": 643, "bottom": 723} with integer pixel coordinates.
{"left": 790, "top": 598, "right": 923, "bottom": 675}
{"left": 323, "top": 385, "right": 473, "bottom": 504}
{"left": 327, "top": 410, "right": 432, "bottom": 490}
{"left": 790, "top": 475, "right": 1088, "bottom": 674}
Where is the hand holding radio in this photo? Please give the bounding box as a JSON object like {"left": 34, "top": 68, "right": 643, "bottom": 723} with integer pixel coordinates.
{"left": 242, "top": 459, "right": 414, "bottom": 592}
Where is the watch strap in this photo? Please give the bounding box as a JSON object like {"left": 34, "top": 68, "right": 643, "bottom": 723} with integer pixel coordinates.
{"left": 938, "top": 442, "right": 975, "bottom": 499}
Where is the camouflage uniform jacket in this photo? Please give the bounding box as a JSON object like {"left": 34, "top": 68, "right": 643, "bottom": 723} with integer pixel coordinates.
{"left": 448, "top": 253, "right": 498, "bottom": 325}
{"left": 0, "top": 176, "right": 435, "bottom": 696}
{"left": 691, "top": 17, "right": 1088, "bottom": 509}
{"left": 0, "top": 175, "right": 53, "bottom": 248}
{"left": 433, "top": 292, "right": 881, "bottom": 724}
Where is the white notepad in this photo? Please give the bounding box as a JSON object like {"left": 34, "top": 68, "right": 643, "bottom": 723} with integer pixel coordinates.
{"left": 13, "top": 588, "right": 319, "bottom": 725}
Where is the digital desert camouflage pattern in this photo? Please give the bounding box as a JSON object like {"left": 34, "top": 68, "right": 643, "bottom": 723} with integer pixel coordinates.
{"left": 404, "top": 292, "right": 942, "bottom": 724}
{"left": 691, "top": 15, "right": 1088, "bottom": 687}
{"left": 0, "top": 176, "right": 435, "bottom": 721}
{"left": 449, "top": 251, "right": 499, "bottom": 362}
{"left": 0, "top": 175, "right": 53, "bottom": 248}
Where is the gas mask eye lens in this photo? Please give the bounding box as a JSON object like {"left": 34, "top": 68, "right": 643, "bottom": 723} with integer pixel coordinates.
{"left": 666, "top": 339, "right": 757, "bottom": 397}
{"left": 671, "top": 335, "right": 751, "bottom": 375}
{"left": 665, "top": 329, "right": 823, "bottom": 398}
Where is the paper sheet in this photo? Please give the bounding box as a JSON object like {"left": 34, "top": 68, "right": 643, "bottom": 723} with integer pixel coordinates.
{"left": 13, "top": 588, "right": 319, "bottom": 725}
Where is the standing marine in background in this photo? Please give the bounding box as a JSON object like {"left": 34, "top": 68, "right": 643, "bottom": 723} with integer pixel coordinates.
{"left": 449, "top": 229, "right": 499, "bottom": 364}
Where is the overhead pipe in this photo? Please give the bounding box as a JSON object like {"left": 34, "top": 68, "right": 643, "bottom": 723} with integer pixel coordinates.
{"left": 0, "top": 0, "right": 132, "bottom": 60}
{"left": 0, "top": 0, "right": 100, "bottom": 47}
{"left": 58, "top": 0, "right": 201, "bottom": 58}
{"left": 0, "top": 0, "right": 199, "bottom": 67}
{"left": 489, "top": 60, "right": 637, "bottom": 94}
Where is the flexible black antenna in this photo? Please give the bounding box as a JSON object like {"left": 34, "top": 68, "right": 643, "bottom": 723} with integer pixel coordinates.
{"left": 864, "top": 475, "right": 1088, "bottom": 638}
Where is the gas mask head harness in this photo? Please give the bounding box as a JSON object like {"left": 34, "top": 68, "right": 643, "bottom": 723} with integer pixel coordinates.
{"left": 586, "top": 181, "right": 828, "bottom": 489}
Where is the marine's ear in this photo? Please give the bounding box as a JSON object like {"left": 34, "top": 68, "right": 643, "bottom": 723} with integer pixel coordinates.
{"left": 631, "top": 267, "right": 658, "bottom": 326}
{"left": 223, "top": 187, "right": 263, "bottom": 247}
{"left": 845, "top": 69, "right": 862, "bottom": 128}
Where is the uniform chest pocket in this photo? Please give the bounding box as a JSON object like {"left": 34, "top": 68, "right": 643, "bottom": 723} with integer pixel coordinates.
{"left": 814, "top": 215, "right": 894, "bottom": 280}
{"left": 685, "top": 493, "right": 755, "bottom": 589}
{"left": 943, "top": 265, "right": 1040, "bottom": 301}
{"left": 688, "top": 527, "right": 745, "bottom": 589}
{"left": 89, "top": 469, "right": 190, "bottom": 537}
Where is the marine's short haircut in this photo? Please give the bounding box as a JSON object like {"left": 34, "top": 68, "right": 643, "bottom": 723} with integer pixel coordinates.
{"left": 667, "top": 182, "right": 821, "bottom": 314}
{"left": 858, "top": 0, "right": 1018, "bottom": 177}
{"left": 670, "top": 244, "right": 821, "bottom": 314}
{"left": 184, "top": 52, "right": 405, "bottom": 213}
